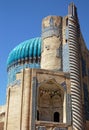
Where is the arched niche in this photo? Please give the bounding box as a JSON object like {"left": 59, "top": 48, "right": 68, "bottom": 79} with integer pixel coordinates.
{"left": 36, "top": 79, "right": 67, "bottom": 123}
{"left": 54, "top": 112, "right": 60, "bottom": 122}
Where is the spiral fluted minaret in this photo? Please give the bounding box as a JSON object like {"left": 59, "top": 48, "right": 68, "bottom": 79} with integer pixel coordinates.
{"left": 68, "top": 3, "right": 84, "bottom": 130}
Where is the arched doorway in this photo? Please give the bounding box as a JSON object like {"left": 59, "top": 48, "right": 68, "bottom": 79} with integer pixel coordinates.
{"left": 37, "top": 110, "right": 39, "bottom": 120}
{"left": 54, "top": 112, "right": 60, "bottom": 122}
{"left": 37, "top": 79, "right": 65, "bottom": 122}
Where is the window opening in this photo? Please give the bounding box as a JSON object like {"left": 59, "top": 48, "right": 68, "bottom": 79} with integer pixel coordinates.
{"left": 54, "top": 112, "right": 60, "bottom": 122}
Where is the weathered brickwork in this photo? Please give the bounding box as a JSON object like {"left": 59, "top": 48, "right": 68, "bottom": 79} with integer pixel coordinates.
{"left": 0, "top": 2, "right": 89, "bottom": 130}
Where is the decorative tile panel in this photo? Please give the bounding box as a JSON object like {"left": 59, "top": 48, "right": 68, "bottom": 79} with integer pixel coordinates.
{"left": 62, "top": 43, "right": 70, "bottom": 72}
{"left": 8, "top": 63, "right": 40, "bottom": 85}
{"left": 83, "top": 83, "right": 89, "bottom": 120}
{"left": 66, "top": 94, "right": 71, "bottom": 124}
{"left": 37, "top": 126, "right": 46, "bottom": 130}
{"left": 65, "top": 27, "right": 69, "bottom": 40}
{"left": 81, "top": 58, "right": 86, "bottom": 77}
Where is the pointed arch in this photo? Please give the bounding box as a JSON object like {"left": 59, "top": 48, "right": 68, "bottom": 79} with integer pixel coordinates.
{"left": 37, "top": 78, "right": 67, "bottom": 122}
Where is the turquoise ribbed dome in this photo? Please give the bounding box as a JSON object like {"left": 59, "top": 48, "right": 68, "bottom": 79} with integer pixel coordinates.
{"left": 7, "top": 37, "right": 42, "bottom": 67}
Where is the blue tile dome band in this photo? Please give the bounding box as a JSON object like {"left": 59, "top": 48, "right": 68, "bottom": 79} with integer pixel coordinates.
{"left": 7, "top": 37, "right": 42, "bottom": 85}
{"left": 7, "top": 37, "right": 42, "bottom": 68}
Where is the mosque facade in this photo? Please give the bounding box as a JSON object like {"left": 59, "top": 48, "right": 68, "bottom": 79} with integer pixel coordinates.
{"left": 0, "top": 3, "right": 89, "bottom": 130}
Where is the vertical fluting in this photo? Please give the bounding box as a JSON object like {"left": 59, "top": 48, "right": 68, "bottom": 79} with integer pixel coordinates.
{"left": 68, "top": 16, "right": 83, "bottom": 130}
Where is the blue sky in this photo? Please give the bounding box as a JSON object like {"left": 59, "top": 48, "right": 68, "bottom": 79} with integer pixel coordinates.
{"left": 0, "top": 0, "right": 89, "bottom": 105}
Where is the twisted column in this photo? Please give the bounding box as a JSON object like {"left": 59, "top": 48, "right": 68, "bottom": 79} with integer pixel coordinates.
{"left": 68, "top": 16, "right": 84, "bottom": 130}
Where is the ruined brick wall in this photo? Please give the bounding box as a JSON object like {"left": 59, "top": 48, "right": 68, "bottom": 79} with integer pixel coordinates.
{"left": 41, "top": 16, "right": 62, "bottom": 70}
